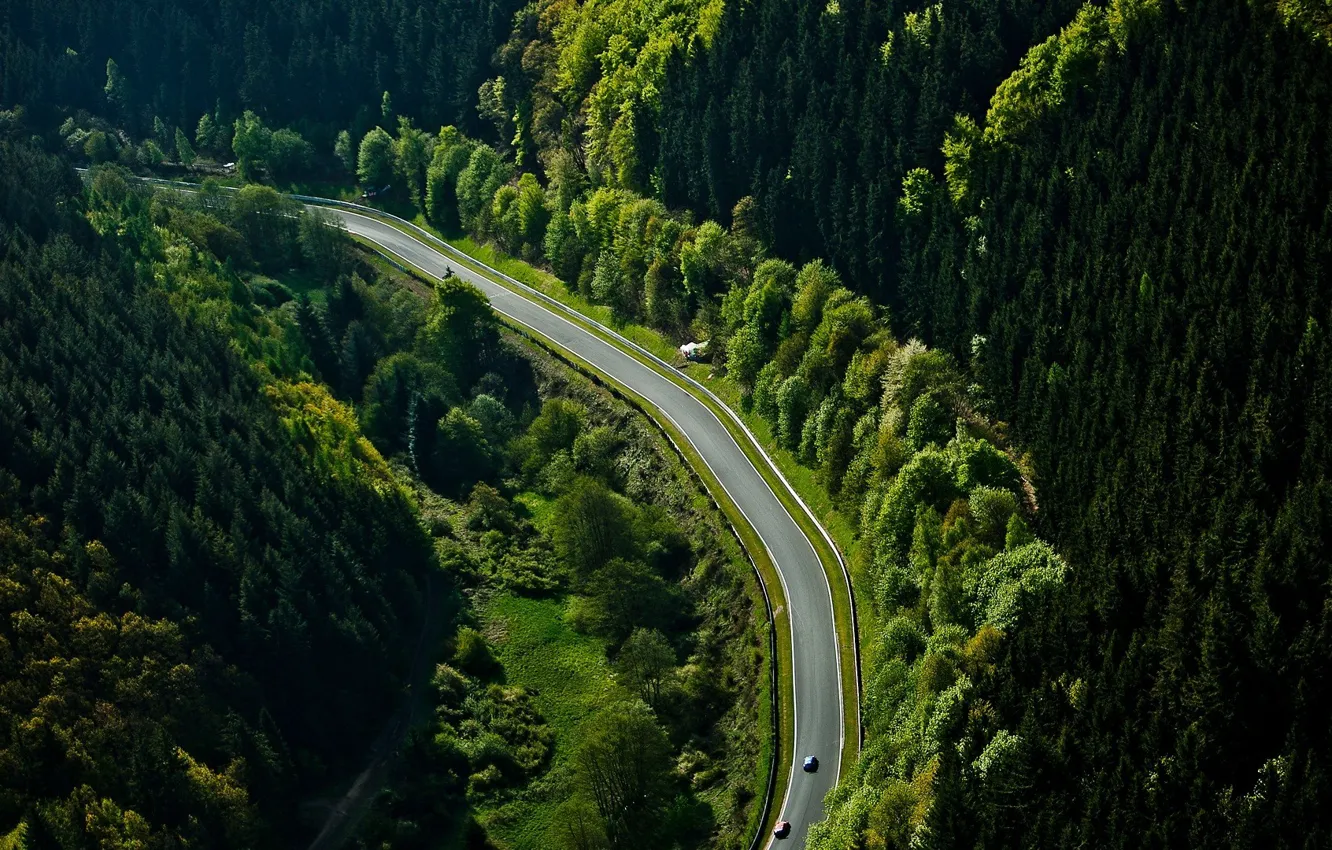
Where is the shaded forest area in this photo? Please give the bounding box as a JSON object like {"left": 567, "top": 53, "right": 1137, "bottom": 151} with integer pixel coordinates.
{"left": 0, "top": 0, "right": 519, "bottom": 144}
{"left": 0, "top": 142, "right": 437, "bottom": 847}
{"left": 890, "top": 3, "right": 1332, "bottom": 846}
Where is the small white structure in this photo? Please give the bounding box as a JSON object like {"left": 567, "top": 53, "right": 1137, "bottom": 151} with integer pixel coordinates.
{"left": 679, "top": 340, "right": 710, "bottom": 362}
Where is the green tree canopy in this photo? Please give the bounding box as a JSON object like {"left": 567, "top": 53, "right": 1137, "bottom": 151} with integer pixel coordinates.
{"left": 614, "top": 628, "right": 675, "bottom": 708}
{"left": 231, "top": 111, "right": 272, "bottom": 181}
{"left": 551, "top": 476, "right": 635, "bottom": 578}
{"left": 575, "top": 702, "right": 672, "bottom": 848}
{"left": 334, "top": 129, "right": 355, "bottom": 173}
{"left": 357, "top": 126, "right": 395, "bottom": 188}
{"left": 174, "top": 127, "right": 195, "bottom": 166}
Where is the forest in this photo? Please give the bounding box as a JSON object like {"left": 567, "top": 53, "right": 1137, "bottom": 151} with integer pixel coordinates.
{"left": 4, "top": 0, "right": 1332, "bottom": 846}
{"left": 0, "top": 139, "right": 438, "bottom": 846}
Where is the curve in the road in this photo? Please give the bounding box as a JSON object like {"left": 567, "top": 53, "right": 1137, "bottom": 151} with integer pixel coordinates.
{"left": 81, "top": 169, "right": 858, "bottom": 847}
{"left": 330, "top": 209, "right": 846, "bottom": 849}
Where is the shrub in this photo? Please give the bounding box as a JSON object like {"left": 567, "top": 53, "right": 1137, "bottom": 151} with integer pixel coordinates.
{"left": 453, "top": 627, "right": 496, "bottom": 676}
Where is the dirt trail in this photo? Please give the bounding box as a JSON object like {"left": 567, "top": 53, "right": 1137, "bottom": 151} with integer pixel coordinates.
{"left": 306, "top": 573, "right": 443, "bottom": 850}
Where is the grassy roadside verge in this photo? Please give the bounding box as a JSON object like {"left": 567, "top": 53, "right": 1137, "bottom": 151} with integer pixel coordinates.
{"left": 343, "top": 208, "right": 862, "bottom": 776}
{"left": 356, "top": 243, "right": 791, "bottom": 847}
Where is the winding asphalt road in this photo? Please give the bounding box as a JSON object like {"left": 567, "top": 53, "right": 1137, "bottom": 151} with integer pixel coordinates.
{"left": 330, "top": 209, "right": 846, "bottom": 848}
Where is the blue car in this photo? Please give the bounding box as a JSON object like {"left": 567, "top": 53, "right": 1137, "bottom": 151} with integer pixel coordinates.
{"left": 803, "top": 755, "right": 819, "bottom": 773}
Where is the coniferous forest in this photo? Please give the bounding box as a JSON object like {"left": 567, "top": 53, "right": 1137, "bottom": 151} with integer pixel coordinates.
{"left": 4, "top": 0, "right": 1332, "bottom": 847}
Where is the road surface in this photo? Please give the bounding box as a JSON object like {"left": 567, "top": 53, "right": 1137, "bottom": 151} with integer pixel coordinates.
{"left": 329, "top": 209, "right": 846, "bottom": 848}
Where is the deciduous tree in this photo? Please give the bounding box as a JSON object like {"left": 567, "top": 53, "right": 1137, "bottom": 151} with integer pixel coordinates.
{"left": 614, "top": 628, "right": 675, "bottom": 708}
{"left": 576, "top": 702, "right": 672, "bottom": 848}
{"left": 357, "top": 126, "right": 395, "bottom": 188}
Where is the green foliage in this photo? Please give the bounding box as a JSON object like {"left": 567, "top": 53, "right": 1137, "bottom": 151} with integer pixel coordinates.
{"left": 454, "top": 627, "right": 498, "bottom": 676}
{"left": 573, "top": 557, "right": 679, "bottom": 641}
{"left": 551, "top": 477, "right": 636, "bottom": 578}
{"left": 83, "top": 129, "right": 113, "bottom": 163}
{"left": 968, "top": 542, "right": 1067, "bottom": 632}
{"left": 103, "top": 58, "right": 128, "bottom": 116}
{"left": 456, "top": 144, "right": 515, "bottom": 232}
{"left": 360, "top": 353, "right": 458, "bottom": 453}
{"left": 518, "top": 398, "right": 585, "bottom": 475}
{"left": 775, "top": 373, "right": 810, "bottom": 450}
{"left": 897, "top": 167, "right": 938, "bottom": 220}
{"left": 195, "top": 112, "right": 220, "bottom": 156}
{"left": 433, "top": 407, "right": 499, "bottom": 494}
{"left": 0, "top": 820, "right": 30, "bottom": 850}
{"left": 334, "top": 129, "right": 355, "bottom": 173}
{"left": 680, "top": 220, "right": 735, "bottom": 301}
{"left": 983, "top": 5, "right": 1113, "bottom": 147}
{"left": 969, "top": 487, "right": 1018, "bottom": 546}
{"left": 490, "top": 183, "right": 523, "bottom": 252}
{"left": 151, "top": 115, "right": 170, "bottom": 150}
{"left": 426, "top": 128, "right": 478, "bottom": 231}
{"left": 1004, "top": 513, "right": 1034, "bottom": 550}
{"left": 139, "top": 138, "right": 166, "bottom": 166}
{"left": 516, "top": 171, "right": 552, "bottom": 255}
{"left": 906, "top": 391, "right": 953, "bottom": 451}
{"left": 174, "top": 127, "right": 195, "bottom": 166}
{"left": 298, "top": 206, "right": 351, "bottom": 278}
{"left": 395, "top": 116, "right": 432, "bottom": 210}
{"left": 416, "top": 274, "right": 503, "bottom": 389}
{"left": 357, "top": 126, "right": 395, "bottom": 188}
{"left": 231, "top": 110, "right": 272, "bottom": 181}
{"left": 575, "top": 702, "right": 674, "bottom": 847}
{"left": 949, "top": 432, "right": 1023, "bottom": 495}
{"left": 1274, "top": 0, "right": 1332, "bottom": 44}
{"left": 614, "top": 628, "right": 676, "bottom": 708}
{"left": 5, "top": 0, "right": 523, "bottom": 151}
{"left": 0, "top": 148, "right": 435, "bottom": 846}
{"left": 807, "top": 292, "right": 877, "bottom": 384}
{"left": 724, "top": 323, "right": 765, "bottom": 391}
{"left": 573, "top": 425, "right": 624, "bottom": 482}
{"left": 268, "top": 127, "right": 313, "bottom": 180}
{"left": 265, "top": 380, "right": 396, "bottom": 485}
{"left": 470, "top": 393, "right": 518, "bottom": 443}
{"left": 791, "top": 260, "right": 841, "bottom": 332}
{"left": 230, "top": 183, "right": 300, "bottom": 270}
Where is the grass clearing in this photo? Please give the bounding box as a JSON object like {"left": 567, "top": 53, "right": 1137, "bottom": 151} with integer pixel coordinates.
{"left": 512, "top": 490, "right": 556, "bottom": 529}
{"left": 472, "top": 592, "right": 622, "bottom": 848}
{"left": 261, "top": 267, "right": 327, "bottom": 302}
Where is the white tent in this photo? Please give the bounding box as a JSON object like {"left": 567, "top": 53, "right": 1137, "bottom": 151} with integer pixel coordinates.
{"left": 678, "top": 340, "right": 710, "bottom": 361}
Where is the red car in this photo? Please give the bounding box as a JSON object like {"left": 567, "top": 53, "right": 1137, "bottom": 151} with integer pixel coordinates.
{"left": 773, "top": 821, "right": 792, "bottom": 839}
